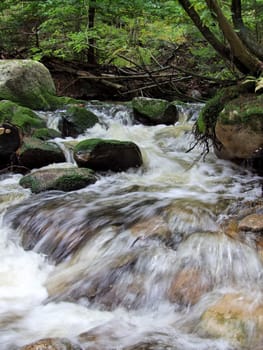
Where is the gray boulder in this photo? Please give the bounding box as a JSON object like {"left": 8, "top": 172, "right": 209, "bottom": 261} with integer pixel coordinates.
{"left": 19, "top": 166, "right": 97, "bottom": 193}
{"left": 0, "top": 59, "right": 57, "bottom": 110}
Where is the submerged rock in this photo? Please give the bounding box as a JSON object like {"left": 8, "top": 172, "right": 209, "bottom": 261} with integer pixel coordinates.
{"left": 19, "top": 337, "right": 83, "bottom": 349}
{"left": 19, "top": 167, "right": 97, "bottom": 193}
{"left": 74, "top": 138, "right": 143, "bottom": 171}
{"left": 132, "top": 97, "right": 178, "bottom": 125}
{"left": 199, "top": 292, "right": 263, "bottom": 347}
{"left": 167, "top": 267, "right": 210, "bottom": 306}
{"left": 18, "top": 137, "right": 66, "bottom": 169}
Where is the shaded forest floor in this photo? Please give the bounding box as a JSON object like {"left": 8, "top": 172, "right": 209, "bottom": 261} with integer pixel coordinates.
{"left": 40, "top": 43, "right": 237, "bottom": 103}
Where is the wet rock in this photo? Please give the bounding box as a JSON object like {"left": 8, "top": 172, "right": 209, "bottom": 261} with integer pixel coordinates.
{"left": 19, "top": 337, "right": 83, "bottom": 349}
{"left": 199, "top": 292, "right": 263, "bottom": 347}
{"left": 74, "top": 138, "right": 143, "bottom": 172}
{"left": 129, "top": 216, "right": 171, "bottom": 244}
{"left": 122, "top": 343, "right": 171, "bottom": 350}
{"left": 18, "top": 137, "right": 66, "bottom": 169}
{"left": 32, "top": 127, "right": 61, "bottom": 141}
{"left": 0, "top": 122, "right": 21, "bottom": 168}
{"left": 0, "top": 59, "right": 57, "bottom": 110}
{"left": 7, "top": 197, "right": 99, "bottom": 264}
{"left": 238, "top": 214, "right": 263, "bottom": 233}
{"left": 132, "top": 97, "right": 178, "bottom": 125}
{"left": 221, "top": 199, "right": 263, "bottom": 260}
{"left": 167, "top": 268, "right": 210, "bottom": 306}
{"left": 19, "top": 167, "right": 97, "bottom": 193}
{"left": 49, "top": 253, "right": 142, "bottom": 310}
{"left": 59, "top": 105, "right": 99, "bottom": 137}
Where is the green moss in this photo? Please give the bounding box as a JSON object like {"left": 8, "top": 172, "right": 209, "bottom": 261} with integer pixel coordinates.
{"left": 20, "top": 137, "right": 61, "bottom": 153}
{"left": 0, "top": 100, "right": 45, "bottom": 133}
{"left": 196, "top": 86, "right": 240, "bottom": 135}
{"left": 196, "top": 114, "right": 206, "bottom": 134}
{"left": 54, "top": 173, "right": 94, "bottom": 191}
{"left": 74, "top": 138, "right": 131, "bottom": 153}
{"left": 19, "top": 175, "right": 40, "bottom": 193}
{"left": 32, "top": 128, "right": 61, "bottom": 140}
{"left": 19, "top": 167, "right": 96, "bottom": 193}
{"left": 64, "top": 105, "right": 99, "bottom": 128}
{"left": 132, "top": 97, "right": 168, "bottom": 118}
{"left": 218, "top": 94, "right": 263, "bottom": 131}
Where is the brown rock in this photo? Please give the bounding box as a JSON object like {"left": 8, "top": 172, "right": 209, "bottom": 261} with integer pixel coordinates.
{"left": 20, "top": 337, "right": 82, "bottom": 350}
{"left": 200, "top": 293, "right": 263, "bottom": 347}
{"left": 238, "top": 214, "right": 263, "bottom": 233}
{"left": 129, "top": 216, "right": 171, "bottom": 241}
{"left": 168, "top": 268, "right": 210, "bottom": 305}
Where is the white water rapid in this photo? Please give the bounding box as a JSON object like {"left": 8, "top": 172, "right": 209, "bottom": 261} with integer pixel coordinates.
{"left": 0, "top": 103, "right": 262, "bottom": 350}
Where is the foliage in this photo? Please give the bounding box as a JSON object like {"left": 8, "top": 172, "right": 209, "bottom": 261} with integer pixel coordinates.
{"left": 0, "top": 0, "right": 262, "bottom": 76}
{"left": 0, "top": 0, "right": 196, "bottom": 65}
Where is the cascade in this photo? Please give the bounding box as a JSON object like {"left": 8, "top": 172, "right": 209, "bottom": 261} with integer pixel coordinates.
{"left": 0, "top": 103, "right": 262, "bottom": 350}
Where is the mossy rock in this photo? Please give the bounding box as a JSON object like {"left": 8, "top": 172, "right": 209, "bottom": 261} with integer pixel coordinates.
{"left": 218, "top": 94, "right": 263, "bottom": 128}
{"left": 0, "top": 59, "right": 58, "bottom": 110}
{"left": 20, "top": 167, "right": 97, "bottom": 193}
{"left": 132, "top": 97, "right": 178, "bottom": 125}
{"left": 32, "top": 127, "right": 61, "bottom": 141}
{"left": 74, "top": 138, "right": 143, "bottom": 171}
{"left": 215, "top": 94, "right": 263, "bottom": 159}
{"left": 196, "top": 84, "right": 252, "bottom": 136}
{"left": 59, "top": 105, "right": 99, "bottom": 137}
{"left": 18, "top": 137, "right": 66, "bottom": 169}
{"left": 0, "top": 100, "right": 46, "bottom": 134}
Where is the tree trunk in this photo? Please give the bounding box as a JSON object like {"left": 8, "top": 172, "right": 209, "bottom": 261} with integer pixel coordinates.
{"left": 231, "top": 0, "right": 263, "bottom": 61}
{"left": 206, "top": 0, "right": 262, "bottom": 75}
{"left": 178, "top": 0, "right": 250, "bottom": 74}
{"left": 87, "top": 0, "right": 96, "bottom": 64}
{"left": 178, "top": 0, "right": 263, "bottom": 75}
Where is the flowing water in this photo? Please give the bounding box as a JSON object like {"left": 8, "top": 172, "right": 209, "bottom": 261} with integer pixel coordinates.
{"left": 0, "top": 103, "right": 262, "bottom": 350}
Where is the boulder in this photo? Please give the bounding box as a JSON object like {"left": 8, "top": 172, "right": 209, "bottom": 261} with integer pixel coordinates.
{"left": 19, "top": 337, "right": 83, "bottom": 350}
{"left": 59, "top": 105, "right": 99, "bottom": 137}
{"left": 0, "top": 100, "right": 46, "bottom": 135}
{"left": 0, "top": 122, "right": 21, "bottom": 167}
{"left": 32, "top": 128, "right": 61, "bottom": 141}
{"left": 132, "top": 97, "right": 178, "bottom": 125}
{"left": 215, "top": 94, "right": 263, "bottom": 169}
{"left": 199, "top": 293, "right": 263, "bottom": 347}
{"left": 0, "top": 59, "right": 58, "bottom": 110}
{"left": 6, "top": 195, "right": 99, "bottom": 264}
{"left": 73, "top": 138, "right": 143, "bottom": 172}
{"left": 129, "top": 215, "right": 171, "bottom": 243}
{"left": 238, "top": 213, "right": 263, "bottom": 233}
{"left": 19, "top": 167, "right": 97, "bottom": 193}
{"left": 18, "top": 137, "right": 66, "bottom": 169}
{"left": 167, "top": 268, "right": 211, "bottom": 306}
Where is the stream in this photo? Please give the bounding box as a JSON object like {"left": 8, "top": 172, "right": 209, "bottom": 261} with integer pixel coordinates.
{"left": 0, "top": 103, "right": 262, "bottom": 350}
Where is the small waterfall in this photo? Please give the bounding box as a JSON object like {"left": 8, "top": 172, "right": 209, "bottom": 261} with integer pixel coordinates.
{"left": 0, "top": 102, "right": 262, "bottom": 350}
